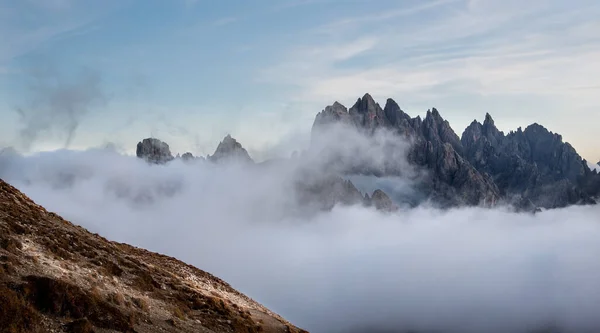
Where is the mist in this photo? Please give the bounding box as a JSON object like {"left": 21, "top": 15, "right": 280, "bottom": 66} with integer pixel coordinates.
{"left": 14, "top": 67, "right": 107, "bottom": 150}
{"left": 1, "top": 127, "right": 600, "bottom": 333}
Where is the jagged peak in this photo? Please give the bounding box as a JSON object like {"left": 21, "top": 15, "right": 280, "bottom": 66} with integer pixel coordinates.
{"left": 361, "top": 92, "right": 375, "bottom": 103}
{"left": 469, "top": 119, "right": 482, "bottom": 127}
{"left": 352, "top": 93, "right": 379, "bottom": 112}
{"left": 384, "top": 98, "right": 400, "bottom": 111}
{"left": 425, "top": 108, "right": 445, "bottom": 123}
{"left": 483, "top": 113, "right": 495, "bottom": 127}
{"left": 210, "top": 134, "right": 254, "bottom": 163}
{"left": 331, "top": 101, "right": 346, "bottom": 109}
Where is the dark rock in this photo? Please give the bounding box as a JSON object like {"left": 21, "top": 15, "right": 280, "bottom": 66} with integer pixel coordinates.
{"left": 181, "top": 152, "right": 194, "bottom": 161}
{"left": 136, "top": 138, "right": 174, "bottom": 164}
{"left": 461, "top": 115, "right": 600, "bottom": 208}
{"left": 209, "top": 135, "right": 254, "bottom": 164}
{"left": 369, "top": 189, "right": 397, "bottom": 212}
{"left": 295, "top": 173, "right": 365, "bottom": 211}
{"left": 294, "top": 171, "right": 396, "bottom": 212}
{"left": 312, "top": 94, "right": 500, "bottom": 207}
{"left": 348, "top": 93, "right": 391, "bottom": 133}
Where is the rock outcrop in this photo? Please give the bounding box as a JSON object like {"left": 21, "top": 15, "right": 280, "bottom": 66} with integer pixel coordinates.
{"left": 461, "top": 115, "right": 599, "bottom": 208}
{"left": 180, "top": 152, "right": 195, "bottom": 161}
{"left": 294, "top": 172, "right": 397, "bottom": 212}
{"left": 0, "top": 178, "right": 307, "bottom": 333}
{"left": 136, "top": 138, "right": 174, "bottom": 164}
{"left": 368, "top": 189, "right": 398, "bottom": 212}
{"left": 209, "top": 135, "right": 254, "bottom": 164}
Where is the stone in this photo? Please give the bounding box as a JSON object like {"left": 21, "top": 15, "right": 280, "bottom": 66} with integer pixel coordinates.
{"left": 136, "top": 138, "right": 174, "bottom": 164}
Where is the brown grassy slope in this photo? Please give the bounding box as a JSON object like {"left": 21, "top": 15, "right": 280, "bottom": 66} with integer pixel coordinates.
{"left": 0, "top": 178, "right": 307, "bottom": 333}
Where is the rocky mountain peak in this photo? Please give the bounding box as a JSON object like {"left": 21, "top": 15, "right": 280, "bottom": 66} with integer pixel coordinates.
{"left": 349, "top": 93, "right": 389, "bottom": 130}
{"left": 383, "top": 98, "right": 411, "bottom": 128}
{"left": 369, "top": 189, "right": 398, "bottom": 212}
{"left": 313, "top": 101, "right": 351, "bottom": 130}
{"left": 422, "top": 107, "right": 463, "bottom": 155}
{"left": 483, "top": 112, "right": 495, "bottom": 127}
{"left": 355, "top": 93, "right": 377, "bottom": 110}
{"left": 136, "top": 138, "right": 174, "bottom": 164}
{"left": 209, "top": 135, "right": 254, "bottom": 164}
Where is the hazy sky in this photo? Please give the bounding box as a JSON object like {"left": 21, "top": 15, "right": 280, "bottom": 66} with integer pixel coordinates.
{"left": 1, "top": 0, "right": 599, "bottom": 161}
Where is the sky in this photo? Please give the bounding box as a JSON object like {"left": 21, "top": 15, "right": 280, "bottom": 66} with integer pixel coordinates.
{"left": 1, "top": 0, "right": 599, "bottom": 162}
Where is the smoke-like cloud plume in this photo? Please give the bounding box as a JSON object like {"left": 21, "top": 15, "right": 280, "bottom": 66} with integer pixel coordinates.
{"left": 14, "top": 66, "right": 108, "bottom": 150}
{"left": 0, "top": 125, "right": 599, "bottom": 333}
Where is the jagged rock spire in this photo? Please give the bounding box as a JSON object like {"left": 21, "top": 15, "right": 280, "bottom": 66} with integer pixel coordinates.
{"left": 209, "top": 134, "right": 254, "bottom": 164}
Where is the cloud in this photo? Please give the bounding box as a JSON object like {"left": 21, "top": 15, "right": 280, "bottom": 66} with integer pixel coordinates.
{"left": 14, "top": 67, "right": 108, "bottom": 150}
{"left": 1, "top": 126, "right": 600, "bottom": 333}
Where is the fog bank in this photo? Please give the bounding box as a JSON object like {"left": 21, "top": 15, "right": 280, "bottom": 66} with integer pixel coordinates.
{"left": 1, "top": 148, "right": 600, "bottom": 333}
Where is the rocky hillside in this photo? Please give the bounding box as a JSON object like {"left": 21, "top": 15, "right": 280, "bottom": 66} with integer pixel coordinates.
{"left": 0, "top": 178, "right": 307, "bottom": 333}
{"left": 312, "top": 93, "right": 600, "bottom": 209}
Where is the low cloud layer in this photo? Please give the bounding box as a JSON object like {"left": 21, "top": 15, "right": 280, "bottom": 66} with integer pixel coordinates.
{"left": 1, "top": 138, "right": 600, "bottom": 332}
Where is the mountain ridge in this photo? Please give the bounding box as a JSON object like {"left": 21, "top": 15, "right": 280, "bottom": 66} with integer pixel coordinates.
{"left": 312, "top": 94, "right": 600, "bottom": 210}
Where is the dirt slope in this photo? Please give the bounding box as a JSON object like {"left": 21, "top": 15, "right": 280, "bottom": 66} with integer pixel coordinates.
{"left": 0, "top": 179, "right": 307, "bottom": 333}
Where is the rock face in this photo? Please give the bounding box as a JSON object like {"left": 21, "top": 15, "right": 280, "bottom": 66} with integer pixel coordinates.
{"left": 209, "top": 135, "right": 254, "bottom": 164}
{"left": 312, "top": 94, "right": 600, "bottom": 209}
{"left": 313, "top": 94, "right": 500, "bottom": 207}
{"left": 136, "top": 138, "right": 174, "bottom": 164}
{"left": 461, "top": 115, "right": 600, "bottom": 208}
{"left": 294, "top": 172, "right": 397, "bottom": 212}
{"left": 0, "top": 179, "right": 307, "bottom": 333}
{"left": 368, "top": 189, "right": 398, "bottom": 212}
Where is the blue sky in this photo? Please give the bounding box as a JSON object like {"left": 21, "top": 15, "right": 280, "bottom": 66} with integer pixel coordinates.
{"left": 1, "top": 0, "right": 599, "bottom": 162}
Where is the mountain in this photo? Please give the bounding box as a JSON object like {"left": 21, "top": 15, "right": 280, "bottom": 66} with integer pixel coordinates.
{"left": 313, "top": 94, "right": 500, "bottom": 208}
{"left": 462, "top": 115, "right": 599, "bottom": 208}
{"left": 312, "top": 94, "right": 600, "bottom": 209}
{"left": 136, "top": 138, "right": 174, "bottom": 164}
{"left": 294, "top": 171, "right": 397, "bottom": 212}
{"left": 0, "top": 179, "right": 306, "bottom": 333}
{"left": 209, "top": 135, "right": 254, "bottom": 164}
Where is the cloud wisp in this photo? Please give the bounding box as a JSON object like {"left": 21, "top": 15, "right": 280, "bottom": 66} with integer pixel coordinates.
{"left": 1, "top": 125, "right": 600, "bottom": 333}
{"left": 14, "top": 67, "right": 108, "bottom": 151}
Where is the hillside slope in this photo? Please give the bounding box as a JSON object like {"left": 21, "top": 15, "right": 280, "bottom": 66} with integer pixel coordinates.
{"left": 0, "top": 179, "right": 306, "bottom": 333}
